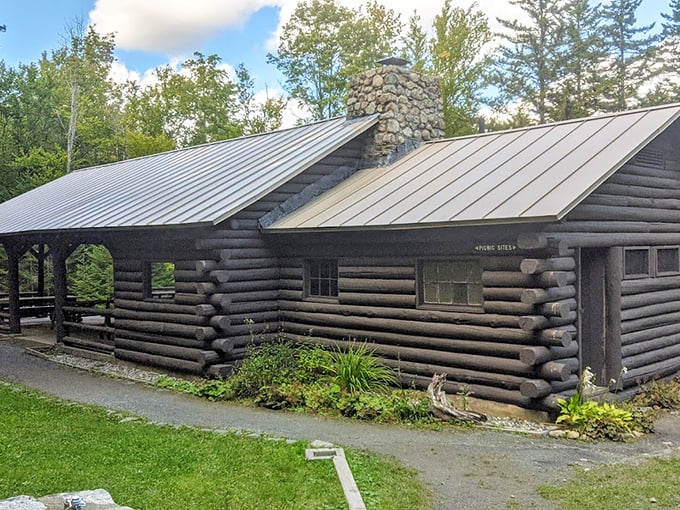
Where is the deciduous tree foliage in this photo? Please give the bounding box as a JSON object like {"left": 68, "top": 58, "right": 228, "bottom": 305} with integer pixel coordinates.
{"left": 268, "top": 0, "right": 401, "bottom": 120}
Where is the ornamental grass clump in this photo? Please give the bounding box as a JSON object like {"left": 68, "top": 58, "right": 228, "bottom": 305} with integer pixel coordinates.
{"left": 327, "top": 342, "right": 398, "bottom": 394}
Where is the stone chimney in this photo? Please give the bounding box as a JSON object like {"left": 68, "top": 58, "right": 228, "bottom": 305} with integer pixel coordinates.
{"left": 346, "top": 57, "right": 445, "bottom": 166}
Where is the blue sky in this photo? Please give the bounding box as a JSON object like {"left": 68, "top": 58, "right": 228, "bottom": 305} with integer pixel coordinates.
{"left": 0, "top": 0, "right": 672, "bottom": 100}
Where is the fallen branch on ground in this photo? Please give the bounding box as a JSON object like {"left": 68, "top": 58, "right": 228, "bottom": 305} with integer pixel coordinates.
{"left": 427, "top": 373, "right": 487, "bottom": 422}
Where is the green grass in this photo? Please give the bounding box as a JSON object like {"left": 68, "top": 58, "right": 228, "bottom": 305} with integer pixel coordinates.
{"left": 0, "top": 381, "right": 430, "bottom": 510}
{"left": 539, "top": 458, "right": 680, "bottom": 509}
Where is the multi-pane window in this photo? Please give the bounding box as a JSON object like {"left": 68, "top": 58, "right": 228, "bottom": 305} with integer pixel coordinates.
{"left": 623, "top": 246, "right": 680, "bottom": 279}
{"left": 306, "top": 259, "right": 338, "bottom": 298}
{"left": 420, "top": 259, "right": 483, "bottom": 307}
{"left": 624, "top": 248, "right": 650, "bottom": 278}
{"left": 657, "top": 247, "right": 680, "bottom": 275}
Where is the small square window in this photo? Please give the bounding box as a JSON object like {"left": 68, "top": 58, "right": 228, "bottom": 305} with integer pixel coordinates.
{"left": 624, "top": 249, "right": 650, "bottom": 278}
{"left": 657, "top": 247, "right": 680, "bottom": 275}
{"left": 306, "top": 259, "right": 338, "bottom": 298}
{"left": 144, "top": 262, "right": 175, "bottom": 299}
{"left": 419, "top": 259, "right": 483, "bottom": 308}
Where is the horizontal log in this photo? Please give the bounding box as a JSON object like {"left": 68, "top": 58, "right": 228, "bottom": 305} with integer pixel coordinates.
{"left": 228, "top": 300, "right": 278, "bottom": 315}
{"left": 549, "top": 220, "right": 680, "bottom": 233}
{"left": 112, "top": 328, "right": 206, "bottom": 349}
{"left": 212, "top": 280, "right": 279, "bottom": 294}
{"left": 585, "top": 192, "right": 680, "bottom": 210}
{"left": 196, "top": 260, "right": 218, "bottom": 272}
{"left": 206, "top": 364, "right": 234, "bottom": 378}
{"left": 622, "top": 356, "right": 680, "bottom": 387}
{"left": 550, "top": 374, "right": 579, "bottom": 393}
{"left": 63, "top": 336, "right": 114, "bottom": 354}
{"left": 195, "top": 237, "right": 268, "bottom": 250}
{"left": 210, "top": 338, "right": 236, "bottom": 355}
{"left": 482, "top": 287, "right": 524, "bottom": 301}
{"left": 607, "top": 172, "right": 680, "bottom": 190}
{"left": 280, "top": 321, "right": 529, "bottom": 358}
{"left": 115, "top": 318, "right": 214, "bottom": 341}
{"left": 536, "top": 326, "right": 576, "bottom": 348}
{"left": 482, "top": 301, "right": 534, "bottom": 315}
{"left": 516, "top": 233, "right": 549, "bottom": 250}
{"left": 539, "top": 299, "right": 576, "bottom": 318}
{"left": 622, "top": 276, "right": 680, "bottom": 295}
{"left": 195, "top": 304, "right": 217, "bottom": 316}
{"left": 278, "top": 299, "right": 522, "bottom": 329}
{"left": 520, "top": 257, "right": 576, "bottom": 274}
{"left": 208, "top": 293, "right": 231, "bottom": 310}
{"left": 338, "top": 292, "right": 416, "bottom": 308}
{"left": 621, "top": 300, "right": 680, "bottom": 321}
{"left": 623, "top": 332, "right": 680, "bottom": 357}
{"left": 174, "top": 282, "right": 198, "bottom": 294}
{"left": 623, "top": 323, "right": 680, "bottom": 346}
{"left": 196, "top": 282, "right": 216, "bottom": 295}
{"left": 398, "top": 373, "right": 535, "bottom": 408}
{"left": 227, "top": 321, "right": 279, "bottom": 338}
{"left": 230, "top": 290, "right": 279, "bottom": 303}
{"left": 210, "top": 270, "right": 230, "bottom": 283}
{"left": 210, "top": 315, "right": 231, "bottom": 330}
{"left": 174, "top": 270, "right": 204, "bottom": 282}
{"left": 520, "top": 379, "right": 553, "bottom": 398}
{"left": 521, "top": 286, "right": 576, "bottom": 305}
{"left": 174, "top": 293, "right": 206, "bottom": 305}
{"left": 518, "top": 312, "right": 577, "bottom": 332}
{"left": 114, "top": 281, "right": 144, "bottom": 292}
{"left": 338, "top": 266, "right": 415, "bottom": 278}
{"left": 380, "top": 358, "right": 526, "bottom": 390}
{"left": 483, "top": 271, "right": 573, "bottom": 288}
{"left": 212, "top": 268, "right": 280, "bottom": 283}
{"left": 220, "top": 258, "right": 279, "bottom": 271}
{"left": 114, "top": 308, "right": 209, "bottom": 326}
{"left": 115, "top": 336, "right": 219, "bottom": 364}
{"left": 202, "top": 228, "right": 264, "bottom": 239}
{"left": 113, "top": 260, "right": 144, "bottom": 272}
{"left": 622, "top": 343, "right": 680, "bottom": 370}
{"left": 114, "top": 271, "right": 143, "bottom": 281}
{"left": 519, "top": 342, "right": 579, "bottom": 366}
{"left": 621, "top": 288, "right": 680, "bottom": 309}
{"left": 621, "top": 311, "right": 680, "bottom": 334}
{"left": 293, "top": 336, "right": 550, "bottom": 379}
{"left": 114, "top": 348, "right": 203, "bottom": 374}
{"left": 215, "top": 248, "right": 273, "bottom": 261}
{"left": 114, "top": 298, "right": 199, "bottom": 316}
{"left": 536, "top": 360, "right": 575, "bottom": 382}
{"left": 339, "top": 277, "right": 414, "bottom": 294}
{"left": 113, "top": 291, "right": 145, "bottom": 301}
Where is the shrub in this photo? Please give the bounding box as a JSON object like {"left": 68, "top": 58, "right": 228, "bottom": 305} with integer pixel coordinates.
{"left": 633, "top": 377, "right": 680, "bottom": 410}
{"left": 327, "top": 342, "right": 397, "bottom": 393}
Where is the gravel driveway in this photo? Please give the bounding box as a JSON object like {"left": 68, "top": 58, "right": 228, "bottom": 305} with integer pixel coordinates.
{"left": 1, "top": 337, "right": 680, "bottom": 510}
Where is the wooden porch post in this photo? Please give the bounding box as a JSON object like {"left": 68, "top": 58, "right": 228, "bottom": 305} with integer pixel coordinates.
{"left": 4, "top": 243, "right": 22, "bottom": 334}
{"left": 605, "top": 247, "right": 623, "bottom": 385}
{"left": 51, "top": 242, "right": 75, "bottom": 344}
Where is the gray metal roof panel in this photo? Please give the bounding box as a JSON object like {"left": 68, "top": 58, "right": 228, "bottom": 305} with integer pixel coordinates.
{"left": 0, "top": 115, "right": 378, "bottom": 235}
{"left": 268, "top": 104, "right": 680, "bottom": 231}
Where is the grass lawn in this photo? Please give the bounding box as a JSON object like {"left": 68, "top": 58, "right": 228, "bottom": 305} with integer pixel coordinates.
{"left": 0, "top": 381, "right": 430, "bottom": 509}
{"left": 539, "top": 458, "right": 680, "bottom": 509}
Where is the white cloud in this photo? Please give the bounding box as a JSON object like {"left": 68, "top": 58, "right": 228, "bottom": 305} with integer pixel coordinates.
{"left": 89, "top": 0, "right": 281, "bottom": 54}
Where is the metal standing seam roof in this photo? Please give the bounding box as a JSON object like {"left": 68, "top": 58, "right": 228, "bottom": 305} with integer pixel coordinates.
{"left": 267, "top": 104, "right": 680, "bottom": 232}
{"left": 0, "top": 115, "right": 378, "bottom": 235}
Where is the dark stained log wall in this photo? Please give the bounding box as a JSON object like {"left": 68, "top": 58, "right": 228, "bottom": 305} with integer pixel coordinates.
{"left": 273, "top": 226, "right": 575, "bottom": 411}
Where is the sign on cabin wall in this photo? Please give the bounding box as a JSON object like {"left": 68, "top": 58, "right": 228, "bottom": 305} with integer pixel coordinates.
{"left": 473, "top": 243, "right": 518, "bottom": 253}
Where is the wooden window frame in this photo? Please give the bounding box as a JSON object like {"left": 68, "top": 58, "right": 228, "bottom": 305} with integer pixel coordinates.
{"left": 623, "top": 246, "right": 680, "bottom": 279}
{"left": 304, "top": 259, "right": 339, "bottom": 301}
{"left": 655, "top": 246, "right": 680, "bottom": 276}
{"left": 623, "top": 247, "right": 651, "bottom": 279}
{"left": 417, "top": 258, "right": 483, "bottom": 312}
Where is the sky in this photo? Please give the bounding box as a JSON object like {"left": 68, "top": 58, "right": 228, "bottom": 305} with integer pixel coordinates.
{"left": 0, "top": 0, "right": 672, "bottom": 122}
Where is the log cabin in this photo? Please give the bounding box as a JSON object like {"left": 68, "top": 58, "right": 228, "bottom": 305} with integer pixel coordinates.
{"left": 2, "top": 59, "right": 680, "bottom": 411}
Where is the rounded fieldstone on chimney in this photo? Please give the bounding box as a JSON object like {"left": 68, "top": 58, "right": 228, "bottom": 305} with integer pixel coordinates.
{"left": 347, "top": 61, "right": 445, "bottom": 165}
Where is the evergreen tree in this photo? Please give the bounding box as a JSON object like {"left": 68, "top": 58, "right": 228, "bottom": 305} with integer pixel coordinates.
{"left": 492, "top": 0, "right": 565, "bottom": 124}
{"left": 600, "top": 0, "right": 657, "bottom": 110}
{"left": 548, "top": 0, "right": 608, "bottom": 120}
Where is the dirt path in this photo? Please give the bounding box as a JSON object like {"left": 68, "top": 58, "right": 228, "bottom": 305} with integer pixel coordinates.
{"left": 1, "top": 337, "right": 680, "bottom": 509}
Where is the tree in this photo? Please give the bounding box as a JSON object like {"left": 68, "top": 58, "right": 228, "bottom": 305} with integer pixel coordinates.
{"left": 547, "top": 0, "right": 608, "bottom": 120}
{"left": 428, "top": 1, "right": 491, "bottom": 136}
{"left": 235, "top": 64, "right": 286, "bottom": 135}
{"left": 492, "top": 0, "right": 565, "bottom": 124}
{"left": 124, "top": 53, "right": 243, "bottom": 147}
{"left": 600, "top": 0, "right": 657, "bottom": 111}
{"left": 268, "top": 0, "right": 402, "bottom": 120}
